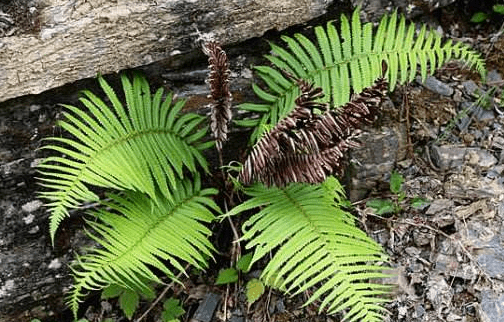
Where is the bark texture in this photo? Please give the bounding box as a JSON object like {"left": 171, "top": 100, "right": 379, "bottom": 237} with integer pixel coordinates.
{"left": 0, "top": 0, "right": 332, "bottom": 103}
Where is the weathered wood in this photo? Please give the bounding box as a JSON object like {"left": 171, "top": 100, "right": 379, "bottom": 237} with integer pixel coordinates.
{"left": 0, "top": 0, "right": 331, "bottom": 103}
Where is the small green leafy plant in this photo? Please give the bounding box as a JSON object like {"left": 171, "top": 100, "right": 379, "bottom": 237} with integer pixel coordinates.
{"left": 470, "top": 4, "right": 504, "bottom": 23}
{"left": 215, "top": 253, "right": 266, "bottom": 306}
{"left": 367, "top": 171, "right": 429, "bottom": 216}
{"left": 161, "top": 298, "right": 185, "bottom": 322}
{"left": 215, "top": 253, "right": 253, "bottom": 285}
{"left": 101, "top": 282, "right": 155, "bottom": 319}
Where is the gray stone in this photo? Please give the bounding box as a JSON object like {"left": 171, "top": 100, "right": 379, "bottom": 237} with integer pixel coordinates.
{"left": 430, "top": 145, "right": 497, "bottom": 171}
{"left": 347, "top": 126, "right": 402, "bottom": 201}
{"left": 462, "top": 80, "right": 479, "bottom": 96}
{"left": 418, "top": 76, "right": 454, "bottom": 97}
{"left": 479, "top": 290, "right": 504, "bottom": 322}
{"left": 486, "top": 69, "right": 503, "bottom": 84}
{"left": 475, "top": 234, "right": 504, "bottom": 279}
{"left": 192, "top": 293, "right": 221, "bottom": 322}
{"left": 0, "top": 0, "right": 335, "bottom": 102}
{"left": 426, "top": 199, "right": 454, "bottom": 216}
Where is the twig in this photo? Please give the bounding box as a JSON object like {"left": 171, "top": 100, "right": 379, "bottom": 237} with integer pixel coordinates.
{"left": 135, "top": 264, "right": 190, "bottom": 322}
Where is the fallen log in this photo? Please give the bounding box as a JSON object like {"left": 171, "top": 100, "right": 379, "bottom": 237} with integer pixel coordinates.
{"left": 0, "top": 0, "right": 331, "bottom": 103}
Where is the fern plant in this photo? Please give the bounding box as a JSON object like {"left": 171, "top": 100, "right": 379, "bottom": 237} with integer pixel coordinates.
{"left": 37, "top": 7, "right": 485, "bottom": 322}
{"left": 38, "top": 74, "right": 212, "bottom": 244}
{"left": 237, "top": 8, "right": 486, "bottom": 142}
{"left": 225, "top": 177, "right": 391, "bottom": 321}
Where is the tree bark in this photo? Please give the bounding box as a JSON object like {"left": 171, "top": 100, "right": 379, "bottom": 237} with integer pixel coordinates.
{"left": 0, "top": 0, "right": 332, "bottom": 103}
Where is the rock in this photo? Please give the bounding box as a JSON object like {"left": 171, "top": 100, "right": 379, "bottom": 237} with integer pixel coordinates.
{"left": 430, "top": 145, "right": 497, "bottom": 171}
{"left": 434, "top": 254, "right": 478, "bottom": 280}
{"left": 462, "top": 80, "right": 479, "bottom": 96}
{"left": 418, "top": 76, "right": 454, "bottom": 97}
{"left": 444, "top": 171, "right": 504, "bottom": 199}
{"left": 486, "top": 69, "right": 503, "bottom": 84}
{"left": 426, "top": 199, "right": 454, "bottom": 216}
{"left": 475, "top": 235, "right": 504, "bottom": 279}
{"left": 426, "top": 275, "right": 452, "bottom": 307}
{"left": 455, "top": 200, "right": 494, "bottom": 220}
{"left": 356, "top": 0, "right": 457, "bottom": 21}
{"left": 192, "top": 292, "right": 221, "bottom": 322}
{"left": 347, "top": 126, "right": 404, "bottom": 201}
{"left": 413, "top": 229, "right": 433, "bottom": 247}
{"left": 478, "top": 290, "right": 504, "bottom": 322}
{"left": 403, "top": 176, "right": 443, "bottom": 200}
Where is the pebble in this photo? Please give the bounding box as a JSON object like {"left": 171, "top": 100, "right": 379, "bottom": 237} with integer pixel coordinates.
{"left": 486, "top": 69, "right": 503, "bottom": 84}
{"left": 430, "top": 145, "right": 497, "bottom": 171}
{"left": 479, "top": 290, "right": 504, "bottom": 322}
{"left": 21, "top": 200, "right": 43, "bottom": 213}
{"left": 418, "top": 75, "right": 454, "bottom": 97}
{"left": 425, "top": 199, "right": 454, "bottom": 215}
{"left": 47, "top": 258, "right": 62, "bottom": 270}
{"left": 461, "top": 80, "right": 479, "bottom": 96}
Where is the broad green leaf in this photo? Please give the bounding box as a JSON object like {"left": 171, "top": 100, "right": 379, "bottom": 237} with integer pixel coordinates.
{"left": 236, "top": 253, "right": 254, "bottom": 273}
{"left": 101, "top": 284, "right": 123, "bottom": 299}
{"left": 215, "top": 268, "right": 238, "bottom": 285}
{"left": 390, "top": 171, "right": 404, "bottom": 194}
{"left": 366, "top": 199, "right": 395, "bottom": 216}
{"left": 470, "top": 12, "right": 488, "bottom": 23}
{"left": 119, "top": 288, "right": 139, "bottom": 319}
{"left": 494, "top": 4, "right": 504, "bottom": 14}
{"left": 246, "top": 278, "right": 265, "bottom": 305}
{"left": 162, "top": 298, "right": 185, "bottom": 322}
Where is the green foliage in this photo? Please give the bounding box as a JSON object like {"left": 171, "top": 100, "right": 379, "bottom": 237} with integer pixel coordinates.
{"left": 66, "top": 177, "right": 218, "bottom": 315}
{"left": 101, "top": 283, "right": 155, "bottom": 319}
{"left": 470, "top": 12, "right": 489, "bottom": 23}
{"left": 225, "top": 177, "right": 391, "bottom": 322}
{"left": 236, "top": 253, "right": 253, "bottom": 273}
{"left": 37, "top": 7, "right": 486, "bottom": 321}
{"left": 38, "top": 74, "right": 212, "bottom": 244}
{"left": 471, "top": 4, "right": 504, "bottom": 22}
{"left": 215, "top": 253, "right": 253, "bottom": 285}
{"left": 246, "top": 279, "right": 265, "bottom": 305}
{"left": 367, "top": 171, "right": 429, "bottom": 216}
{"left": 162, "top": 298, "right": 185, "bottom": 322}
{"left": 238, "top": 8, "right": 486, "bottom": 142}
{"left": 215, "top": 268, "right": 239, "bottom": 285}
{"left": 389, "top": 171, "right": 403, "bottom": 195}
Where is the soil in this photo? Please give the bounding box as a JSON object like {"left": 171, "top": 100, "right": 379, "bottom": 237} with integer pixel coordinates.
{"left": 2, "top": 1, "right": 504, "bottom": 322}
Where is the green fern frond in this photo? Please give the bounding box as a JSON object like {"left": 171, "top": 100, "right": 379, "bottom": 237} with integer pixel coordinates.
{"left": 225, "top": 177, "right": 391, "bottom": 321}
{"left": 66, "top": 176, "right": 219, "bottom": 318}
{"left": 240, "top": 7, "right": 486, "bottom": 142}
{"left": 38, "top": 74, "right": 212, "bottom": 244}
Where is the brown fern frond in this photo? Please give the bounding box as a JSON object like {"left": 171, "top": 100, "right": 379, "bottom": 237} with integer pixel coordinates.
{"left": 239, "top": 69, "right": 388, "bottom": 187}
{"left": 203, "top": 41, "right": 232, "bottom": 151}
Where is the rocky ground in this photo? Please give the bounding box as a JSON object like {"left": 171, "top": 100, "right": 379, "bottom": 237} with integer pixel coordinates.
{"left": 2, "top": 1, "right": 504, "bottom": 321}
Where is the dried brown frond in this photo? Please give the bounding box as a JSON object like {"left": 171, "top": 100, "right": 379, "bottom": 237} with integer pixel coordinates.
{"left": 203, "top": 41, "right": 232, "bottom": 151}
{"left": 240, "top": 70, "right": 389, "bottom": 187}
